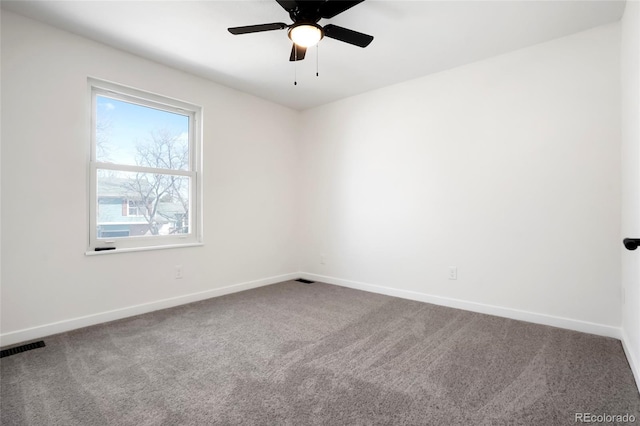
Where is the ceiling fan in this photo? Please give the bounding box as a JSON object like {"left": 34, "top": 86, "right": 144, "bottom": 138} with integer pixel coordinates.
{"left": 228, "top": 0, "right": 374, "bottom": 62}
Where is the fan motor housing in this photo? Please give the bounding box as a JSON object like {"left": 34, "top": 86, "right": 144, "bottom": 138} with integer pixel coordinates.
{"left": 288, "top": 6, "right": 322, "bottom": 24}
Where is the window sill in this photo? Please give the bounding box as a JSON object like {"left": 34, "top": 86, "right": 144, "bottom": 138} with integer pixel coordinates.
{"left": 85, "top": 242, "right": 203, "bottom": 256}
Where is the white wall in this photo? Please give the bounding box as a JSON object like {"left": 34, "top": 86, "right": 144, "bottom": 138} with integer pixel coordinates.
{"left": 621, "top": 0, "right": 640, "bottom": 389}
{"left": 0, "top": 11, "right": 299, "bottom": 344}
{"left": 299, "top": 23, "right": 622, "bottom": 335}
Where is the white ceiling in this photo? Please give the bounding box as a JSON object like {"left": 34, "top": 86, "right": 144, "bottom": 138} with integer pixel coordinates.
{"left": 1, "top": 0, "right": 626, "bottom": 110}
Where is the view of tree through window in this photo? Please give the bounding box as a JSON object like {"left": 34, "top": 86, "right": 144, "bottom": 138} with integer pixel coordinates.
{"left": 90, "top": 83, "right": 200, "bottom": 251}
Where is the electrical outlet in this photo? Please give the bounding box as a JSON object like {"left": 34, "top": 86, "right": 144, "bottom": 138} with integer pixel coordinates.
{"left": 175, "top": 265, "right": 183, "bottom": 280}
{"left": 320, "top": 254, "right": 326, "bottom": 265}
{"left": 448, "top": 267, "right": 457, "bottom": 280}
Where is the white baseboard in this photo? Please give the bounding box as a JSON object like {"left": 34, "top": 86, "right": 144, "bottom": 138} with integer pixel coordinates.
{"left": 301, "top": 272, "right": 622, "bottom": 339}
{"left": 0, "top": 272, "right": 299, "bottom": 347}
{"left": 620, "top": 328, "right": 640, "bottom": 392}
{"left": 2, "top": 270, "right": 627, "bottom": 361}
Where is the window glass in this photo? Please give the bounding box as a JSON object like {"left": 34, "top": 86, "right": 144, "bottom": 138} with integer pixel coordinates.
{"left": 96, "top": 96, "right": 190, "bottom": 171}
{"left": 96, "top": 169, "right": 190, "bottom": 237}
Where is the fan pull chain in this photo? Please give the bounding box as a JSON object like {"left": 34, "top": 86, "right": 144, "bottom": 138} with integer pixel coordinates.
{"left": 316, "top": 44, "right": 319, "bottom": 77}
{"left": 294, "top": 47, "right": 298, "bottom": 86}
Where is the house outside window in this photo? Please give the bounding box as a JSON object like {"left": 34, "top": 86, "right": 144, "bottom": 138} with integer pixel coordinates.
{"left": 89, "top": 79, "right": 202, "bottom": 252}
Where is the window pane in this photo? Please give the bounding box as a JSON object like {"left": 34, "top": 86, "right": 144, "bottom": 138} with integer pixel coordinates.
{"left": 96, "top": 95, "right": 190, "bottom": 170}
{"left": 97, "top": 169, "right": 190, "bottom": 238}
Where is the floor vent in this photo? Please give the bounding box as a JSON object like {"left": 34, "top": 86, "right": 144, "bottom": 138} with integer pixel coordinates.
{"left": 0, "top": 341, "right": 46, "bottom": 358}
{"left": 295, "top": 278, "right": 315, "bottom": 284}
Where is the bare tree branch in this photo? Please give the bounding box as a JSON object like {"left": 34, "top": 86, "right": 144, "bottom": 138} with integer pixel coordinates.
{"left": 122, "top": 129, "right": 189, "bottom": 235}
{"left": 96, "top": 116, "right": 113, "bottom": 161}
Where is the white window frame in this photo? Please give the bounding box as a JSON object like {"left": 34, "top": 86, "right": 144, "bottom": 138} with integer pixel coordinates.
{"left": 88, "top": 78, "right": 203, "bottom": 254}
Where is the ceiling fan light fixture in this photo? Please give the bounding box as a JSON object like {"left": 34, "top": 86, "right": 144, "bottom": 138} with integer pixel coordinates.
{"left": 288, "top": 23, "right": 323, "bottom": 47}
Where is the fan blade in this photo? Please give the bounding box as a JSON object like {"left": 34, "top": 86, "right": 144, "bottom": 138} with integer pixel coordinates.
{"left": 319, "top": 0, "right": 365, "bottom": 19}
{"left": 323, "top": 24, "right": 373, "bottom": 47}
{"left": 228, "top": 23, "right": 287, "bottom": 35}
{"left": 289, "top": 44, "right": 307, "bottom": 61}
{"left": 276, "top": 0, "right": 298, "bottom": 12}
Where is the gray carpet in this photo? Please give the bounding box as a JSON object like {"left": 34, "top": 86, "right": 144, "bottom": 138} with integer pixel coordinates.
{"left": 1, "top": 280, "right": 639, "bottom": 425}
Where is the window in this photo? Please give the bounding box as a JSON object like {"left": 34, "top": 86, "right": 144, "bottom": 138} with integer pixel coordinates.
{"left": 126, "top": 200, "right": 145, "bottom": 217}
{"left": 89, "top": 79, "right": 202, "bottom": 252}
